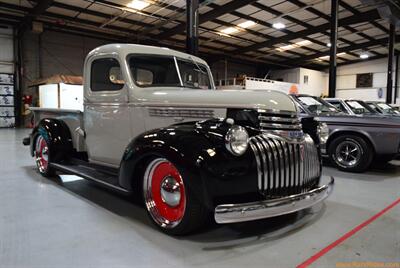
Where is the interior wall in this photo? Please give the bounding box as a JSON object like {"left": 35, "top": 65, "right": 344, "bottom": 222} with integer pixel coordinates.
{"left": 210, "top": 60, "right": 257, "bottom": 83}
{"left": 268, "top": 68, "right": 300, "bottom": 84}
{"left": 299, "top": 68, "right": 327, "bottom": 96}
{"left": 269, "top": 67, "right": 327, "bottom": 96}
{"left": 335, "top": 58, "right": 392, "bottom": 101}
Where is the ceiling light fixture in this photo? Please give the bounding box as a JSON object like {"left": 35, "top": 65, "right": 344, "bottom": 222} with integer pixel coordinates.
{"left": 276, "top": 40, "right": 312, "bottom": 52}
{"left": 360, "top": 53, "right": 369, "bottom": 59}
{"left": 272, "top": 22, "right": 286, "bottom": 29}
{"left": 220, "top": 27, "right": 238, "bottom": 35}
{"left": 317, "top": 52, "right": 346, "bottom": 61}
{"left": 127, "top": 0, "right": 150, "bottom": 10}
{"left": 220, "top": 20, "right": 257, "bottom": 35}
{"left": 237, "top": 20, "right": 256, "bottom": 29}
{"left": 327, "top": 43, "right": 332, "bottom": 47}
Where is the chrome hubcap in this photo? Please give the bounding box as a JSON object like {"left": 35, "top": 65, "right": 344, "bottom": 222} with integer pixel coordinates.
{"left": 143, "top": 158, "right": 186, "bottom": 229}
{"left": 336, "top": 141, "right": 361, "bottom": 167}
{"left": 160, "top": 176, "right": 181, "bottom": 207}
{"left": 35, "top": 136, "right": 49, "bottom": 173}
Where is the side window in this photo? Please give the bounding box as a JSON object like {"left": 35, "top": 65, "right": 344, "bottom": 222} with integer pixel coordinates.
{"left": 91, "top": 58, "right": 125, "bottom": 92}
{"left": 330, "top": 102, "right": 346, "bottom": 112}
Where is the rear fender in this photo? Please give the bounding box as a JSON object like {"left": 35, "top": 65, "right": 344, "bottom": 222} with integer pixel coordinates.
{"left": 31, "top": 118, "right": 73, "bottom": 161}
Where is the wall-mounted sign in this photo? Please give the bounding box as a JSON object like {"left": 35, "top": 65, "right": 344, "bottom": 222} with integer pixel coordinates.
{"left": 356, "top": 73, "right": 373, "bottom": 88}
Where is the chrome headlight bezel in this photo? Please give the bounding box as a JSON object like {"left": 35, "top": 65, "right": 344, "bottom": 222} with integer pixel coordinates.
{"left": 225, "top": 125, "right": 249, "bottom": 156}
{"left": 317, "top": 122, "right": 329, "bottom": 144}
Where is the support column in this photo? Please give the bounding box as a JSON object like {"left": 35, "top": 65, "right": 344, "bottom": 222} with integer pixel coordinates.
{"left": 186, "top": 0, "right": 199, "bottom": 56}
{"left": 328, "top": 0, "right": 338, "bottom": 98}
{"left": 386, "top": 23, "right": 395, "bottom": 104}
{"left": 394, "top": 52, "right": 399, "bottom": 104}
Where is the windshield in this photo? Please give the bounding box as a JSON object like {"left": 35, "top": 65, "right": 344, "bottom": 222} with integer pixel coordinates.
{"left": 345, "top": 100, "right": 376, "bottom": 114}
{"left": 297, "top": 96, "right": 339, "bottom": 114}
{"left": 376, "top": 103, "right": 400, "bottom": 114}
{"left": 177, "top": 59, "right": 211, "bottom": 89}
{"left": 128, "top": 54, "right": 212, "bottom": 89}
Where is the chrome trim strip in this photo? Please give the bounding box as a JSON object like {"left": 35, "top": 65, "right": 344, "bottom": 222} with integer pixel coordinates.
{"left": 282, "top": 141, "right": 290, "bottom": 190}
{"left": 215, "top": 177, "right": 334, "bottom": 224}
{"left": 148, "top": 108, "right": 214, "bottom": 118}
{"left": 260, "top": 136, "right": 273, "bottom": 194}
{"left": 249, "top": 141, "right": 263, "bottom": 191}
{"left": 260, "top": 122, "right": 302, "bottom": 130}
{"left": 258, "top": 116, "right": 300, "bottom": 123}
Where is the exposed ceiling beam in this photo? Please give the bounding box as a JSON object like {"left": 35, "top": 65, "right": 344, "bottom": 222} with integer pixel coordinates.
{"left": 18, "top": 0, "right": 54, "bottom": 32}
{"left": 280, "top": 36, "right": 399, "bottom": 65}
{"left": 233, "top": 9, "right": 381, "bottom": 54}
{"left": 336, "top": 54, "right": 388, "bottom": 67}
{"left": 156, "top": 0, "right": 258, "bottom": 39}
{"left": 281, "top": 0, "right": 383, "bottom": 60}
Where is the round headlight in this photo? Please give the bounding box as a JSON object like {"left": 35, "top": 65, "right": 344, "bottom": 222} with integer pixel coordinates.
{"left": 225, "top": 125, "right": 249, "bottom": 156}
{"left": 317, "top": 122, "right": 329, "bottom": 144}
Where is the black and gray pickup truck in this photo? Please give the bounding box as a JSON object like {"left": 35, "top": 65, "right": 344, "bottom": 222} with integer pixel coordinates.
{"left": 23, "top": 44, "right": 333, "bottom": 235}
{"left": 291, "top": 94, "right": 400, "bottom": 172}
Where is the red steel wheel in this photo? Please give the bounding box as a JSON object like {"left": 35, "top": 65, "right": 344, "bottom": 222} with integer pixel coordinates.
{"left": 143, "top": 158, "right": 186, "bottom": 229}
{"left": 35, "top": 135, "right": 49, "bottom": 174}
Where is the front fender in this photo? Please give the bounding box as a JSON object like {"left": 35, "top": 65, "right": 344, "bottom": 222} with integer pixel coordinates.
{"left": 119, "top": 121, "right": 259, "bottom": 207}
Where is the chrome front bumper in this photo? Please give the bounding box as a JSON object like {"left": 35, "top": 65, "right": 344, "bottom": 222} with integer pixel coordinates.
{"left": 214, "top": 176, "right": 334, "bottom": 224}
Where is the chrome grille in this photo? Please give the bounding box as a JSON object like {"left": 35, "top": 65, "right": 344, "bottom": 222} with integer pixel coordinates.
{"left": 258, "top": 110, "right": 302, "bottom": 131}
{"left": 249, "top": 133, "right": 320, "bottom": 197}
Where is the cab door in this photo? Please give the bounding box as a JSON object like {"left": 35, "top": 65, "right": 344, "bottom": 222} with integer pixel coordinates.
{"left": 83, "top": 55, "right": 132, "bottom": 167}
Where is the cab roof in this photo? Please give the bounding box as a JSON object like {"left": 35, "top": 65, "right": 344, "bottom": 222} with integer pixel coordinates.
{"left": 87, "top": 43, "right": 208, "bottom": 66}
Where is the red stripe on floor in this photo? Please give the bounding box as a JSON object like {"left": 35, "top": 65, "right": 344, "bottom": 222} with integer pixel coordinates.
{"left": 297, "top": 197, "right": 400, "bottom": 268}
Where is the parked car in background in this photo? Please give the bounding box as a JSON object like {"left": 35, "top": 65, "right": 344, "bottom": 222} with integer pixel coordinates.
{"left": 325, "top": 98, "right": 381, "bottom": 116}
{"left": 23, "top": 44, "right": 333, "bottom": 235}
{"left": 291, "top": 94, "right": 400, "bottom": 172}
{"left": 366, "top": 101, "right": 400, "bottom": 117}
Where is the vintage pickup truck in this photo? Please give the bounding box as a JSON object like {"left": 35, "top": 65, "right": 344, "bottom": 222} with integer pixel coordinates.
{"left": 23, "top": 44, "right": 333, "bottom": 235}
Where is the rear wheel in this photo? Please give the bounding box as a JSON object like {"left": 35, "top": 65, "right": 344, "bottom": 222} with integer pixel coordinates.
{"left": 329, "top": 135, "right": 373, "bottom": 172}
{"left": 34, "top": 134, "right": 55, "bottom": 177}
{"left": 142, "top": 158, "right": 208, "bottom": 235}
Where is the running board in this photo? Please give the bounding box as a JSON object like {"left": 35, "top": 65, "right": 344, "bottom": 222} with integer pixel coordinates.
{"left": 50, "top": 162, "right": 129, "bottom": 193}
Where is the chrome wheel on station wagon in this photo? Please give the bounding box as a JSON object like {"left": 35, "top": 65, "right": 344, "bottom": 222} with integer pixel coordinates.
{"left": 335, "top": 140, "right": 361, "bottom": 167}
{"left": 329, "top": 135, "right": 373, "bottom": 173}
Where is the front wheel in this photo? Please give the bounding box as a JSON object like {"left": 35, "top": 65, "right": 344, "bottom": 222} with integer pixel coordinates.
{"left": 329, "top": 135, "right": 373, "bottom": 172}
{"left": 142, "top": 158, "right": 208, "bottom": 235}
{"left": 34, "top": 134, "right": 55, "bottom": 177}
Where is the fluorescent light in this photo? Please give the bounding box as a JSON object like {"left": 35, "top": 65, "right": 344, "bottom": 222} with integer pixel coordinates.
{"left": 220, "top": 21, "right": 256, "bottom": 35}
{"left": 318, "top": 52, "right": 346, "bottom": 61}
{"left": 272, "top": 22, "right": 285, "bottom": 29}
{"left": 360, "top": 53, "right": 369, "bottom": 59}
{"left": 276, "top": 40, "right": 312, "bottom": 52}
{"left": 296, "top": 40, "right": 311, "bottom": 46}
{"left": 220, "top": 27, "right": 238, "bottom": 35}
{"left": 327, "top": 43, "right": 331, "bottom": 47}
{"left": 238, "top": 20, "right": 256, "bottom": 28}
{"left": 127, "top": 0, "right": 150, "bottom": 10}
